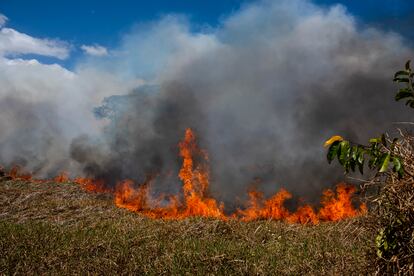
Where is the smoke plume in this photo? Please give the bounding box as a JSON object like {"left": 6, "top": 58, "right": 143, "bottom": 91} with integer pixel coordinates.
{"left": 1, "top": 0, "right": 413, "bottom": 205}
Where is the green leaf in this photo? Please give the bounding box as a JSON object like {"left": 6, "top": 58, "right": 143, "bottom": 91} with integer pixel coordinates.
{"left": 349, "top": 158, "right": 356, "bottom": 172}
{"left": 393, "top": 157, "right": 401, "bottom": 172}
{"left": 369, "top": 156, "right": 377, "bottom": 169}
{"left": 393, "top": 77, "right": 409, "bottom": 83}
{"left": 395, "top": 88, "right": 413, "bottom": 101}
{"left": 351, "top": 146, "right": 358, "bottom": 160}
{"left": 394, "top": 70, "right": 409, "bottom": 78}
{"left": 379, "top": 153, "right": 391, "bottom": 173}
{"left": 338, "top": 141, "right": 350, "bottom": 166}
{"left": 357, "top": 148, "right": 365, "bottom": 163}
{"left": 392, "top": 157, "right": 404, "bottom": 178}
{"left": 357, "top": 160, "right": 364, "bottom": 174}
{"left": 369, "top": 138, "right": 380, "bottom": 143}
{"left": 344, "top": 160, "right": 350, "bottom": 173}
{"left": 327, "top": 142, "right": 339, "bottom": 163}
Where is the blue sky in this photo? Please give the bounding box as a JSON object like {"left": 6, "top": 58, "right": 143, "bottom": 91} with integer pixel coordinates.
{"left": 0, "top": 0, "right": 413, "bottom": 68}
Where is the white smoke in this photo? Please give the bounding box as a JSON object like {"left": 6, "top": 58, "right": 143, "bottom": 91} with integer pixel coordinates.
{"left": 0, "top": 1, "right": 412, "bottom": 203}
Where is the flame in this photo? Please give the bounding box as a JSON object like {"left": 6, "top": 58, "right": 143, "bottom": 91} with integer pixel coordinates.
{"left": 236, "top": 183, "right": 365, "bottom": 224}
{"left": 7, "top": 165, "right": 33, "bottom": 181}
{"left": 287, "top": 205, "right": 319, "bottom": 224}
{"left": 112, "top": 128, "right": 225, "bottom": 219}
{"left": 318, "top": 183, "right": 367, "bottom": 221}
{"left": 73, "top": 177, "right": 111, "bottom": 193}
{"left": 54, "top": 172, "right": 69, "bottom": 183}
{"left": 115, "top": 179, "right": 150, "bottom": 212}
{"left": 2, "top": 128, "right": 367, "bottom": 224}
{"left": 178, "top": 129, "right": 225, "bottom": 219}
{"left": 238, "top": 188, "right": 291, "bottom": 221}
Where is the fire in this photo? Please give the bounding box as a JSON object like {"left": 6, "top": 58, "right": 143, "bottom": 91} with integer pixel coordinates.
{"left": 110, "top": 128, "right": 365, "bottom": 223}
{"left": 238, "top": 188, "right": 291, "bottom": 221}
{"left": 287, "top": 206, "right": 319, "bottom": 225}
{"left": 1, "top": 128, "right": 367, "bottom": 224}
{"left": 7, "top": 165, "right": 33, "bottom": 181}
{"left": 318, "top": 184, "right": 367, "bottom": 221}
{"left": 115, "top": 179, "right": 150, "bottom": 212}
{"left": 177, "top": 129, "right": 225, "bottom": 218}
{"left": 236, "top": 182, "right": 365, "bottom": 224}
{"left": 73, "top": 177, "right": 110, "bottom": 193}
{"left": 54, "top": 172, "right": 69, "bottom": 183}
{"left": 112, "top": 129, "right": 225, "bottom": 219}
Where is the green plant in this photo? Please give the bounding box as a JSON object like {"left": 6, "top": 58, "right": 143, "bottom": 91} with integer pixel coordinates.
{"left": 394, "top": 60, "right": 414, "bottom": 106}
{"left": 324, "top": 134, "right": 404, "bottom": 178}
{"left": 325, "top": 60, "right": 414, "bottom": 178}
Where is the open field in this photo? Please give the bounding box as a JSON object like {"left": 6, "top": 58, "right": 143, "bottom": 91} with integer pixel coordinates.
{"left": 0, "top": 179, "right": 375, "bottom": 275}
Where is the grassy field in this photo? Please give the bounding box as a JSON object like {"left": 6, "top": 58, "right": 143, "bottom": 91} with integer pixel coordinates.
{"left": 0, "top": 179, "right": 375, "bottom": 275}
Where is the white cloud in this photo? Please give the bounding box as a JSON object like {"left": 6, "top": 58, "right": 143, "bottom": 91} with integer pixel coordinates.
{"left": 0, "top": 13, "right": 8, "bottom": 27}
{"left": 81, "top": 44, "right": 108, "bottom": 56}
{"left": 0, "top": 27, "right": 70, "bottom": 59}
{"left": 79, "top": 16, "right": 220, "bottom": 80}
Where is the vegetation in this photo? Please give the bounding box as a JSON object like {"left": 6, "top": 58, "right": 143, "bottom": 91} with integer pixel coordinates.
{"left": 0, "top": 179, "right": 374, "bottom": 275}
{"left": 325, "top": 61, "right": 414, "bottom": 274}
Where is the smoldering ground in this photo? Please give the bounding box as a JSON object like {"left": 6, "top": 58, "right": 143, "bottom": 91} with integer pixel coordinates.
{"left": 1, "top": 0, "right": 413, "bottom": 207}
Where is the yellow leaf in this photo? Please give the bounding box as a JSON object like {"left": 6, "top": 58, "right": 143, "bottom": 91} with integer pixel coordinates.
{"left": 324, "top": 135, "right": 343, "bottom": 147}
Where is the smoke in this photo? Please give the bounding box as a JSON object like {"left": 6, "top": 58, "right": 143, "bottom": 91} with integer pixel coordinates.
{"left": 0, "top": 58, "right": 140, "bottom": 176}
{"left": 1, "top": 0, "right": 413, "bottom": 205}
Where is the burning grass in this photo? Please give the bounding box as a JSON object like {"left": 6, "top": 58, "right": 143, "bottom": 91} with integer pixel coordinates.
{"left": 0, "top": 128, "right": 366, "bottom": 224}
{"left": 115, "top": 129, "right": 366, "bottom": 222}
{"left": 0, "top": 179, "right": 374, "bottom": 275}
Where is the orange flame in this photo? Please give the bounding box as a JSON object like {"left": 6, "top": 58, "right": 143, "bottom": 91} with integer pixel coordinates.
{"left": 287, "top": 205, "right": 319, "bottom": 224}
{"left": 109, "top": 129, "right": 365, "bottom": 224}
{"left": 7, "top": 165, "right": 33, "bottom": 181}
{"left": 115, "top": 179, "right": 150, "bottom": 212}
{"left": 238, "top": 188, "right": 292, "bottom": 221}
{"left": 73, "top": 177, "right": 111, "bottom": 193}
{"left": 112, "top": 128, "right": 225, "bottom": 219}
{"left": 54, "top": 172, "right": 69, "bottom": 183}
{"left": 237, "top": 183, "right": 365, "bottom": 224}
{"left": 178, "top": 129, "right": 225, "bottom": 219}
{"left": 318, "top": 183, "right": 367, "bottom": 221}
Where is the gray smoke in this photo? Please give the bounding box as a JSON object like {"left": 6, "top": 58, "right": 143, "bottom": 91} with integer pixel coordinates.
{"left": 1, "top": 0, "right": 414, "bottom": 206}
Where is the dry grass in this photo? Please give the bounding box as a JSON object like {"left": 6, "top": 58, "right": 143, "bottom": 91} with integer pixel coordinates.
{"left": 364, "top": 132, "right": 414, "bottom": 275}
{"left": 0, "top": 179, "right": 374, "bottom": 275}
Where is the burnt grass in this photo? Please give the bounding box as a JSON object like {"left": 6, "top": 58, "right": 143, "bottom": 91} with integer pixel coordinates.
{"left": 0, "top": 179, "right": 375, "bottom": 275}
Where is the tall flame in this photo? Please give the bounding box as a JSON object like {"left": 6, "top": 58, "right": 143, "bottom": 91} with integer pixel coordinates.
{"left": 178, "top": 129, "right": 225, "bottom": 218}
{"left": 112, "top": 128, "right": 225, "bottom": 219}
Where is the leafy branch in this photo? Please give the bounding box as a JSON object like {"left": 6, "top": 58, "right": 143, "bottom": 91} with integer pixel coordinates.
{"left": 394, "top": 60, "right": 414, "bottom": 106}
{"left": 324, "top": 135, "right": 404, "bottom": 178}
{"left": 324, "top": 60, "right": 414, "bottom": 179}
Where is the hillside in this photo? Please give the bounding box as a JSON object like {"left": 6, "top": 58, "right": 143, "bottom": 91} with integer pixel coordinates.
{"left": 0, "top": 179, "right": 374, "bottom": 275}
